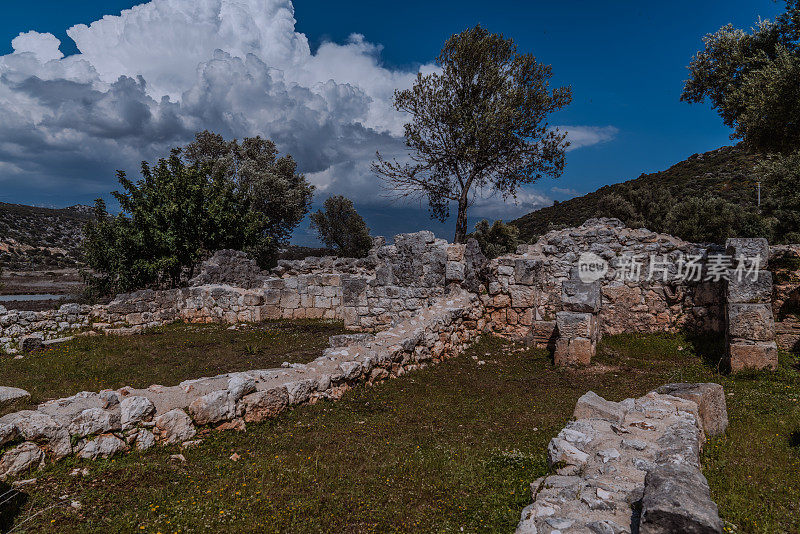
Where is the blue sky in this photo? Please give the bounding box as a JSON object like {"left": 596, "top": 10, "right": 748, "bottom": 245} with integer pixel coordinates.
{"left": 0, "top": 0, "right": 785, "bottom": 243}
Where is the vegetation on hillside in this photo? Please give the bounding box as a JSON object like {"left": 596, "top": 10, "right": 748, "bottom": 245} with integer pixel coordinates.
{"left": 470, "top": 219, "right": 520, "bottom": 259}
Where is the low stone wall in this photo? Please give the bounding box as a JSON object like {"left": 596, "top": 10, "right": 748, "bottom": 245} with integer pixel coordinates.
{"left": 517, "top": 383, "right": 728, "bottom": 534}
{"left": 0, "top": 290, "right": 483, "bottom": 480}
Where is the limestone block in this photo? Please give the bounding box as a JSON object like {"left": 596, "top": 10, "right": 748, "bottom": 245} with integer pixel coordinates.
{"left": 120, "top": 396, "right": 156, "bottom": 430}
{"left": 155, "top": 409, "right": 196, "bottom": 445}
{"left": 640, "top": 463, "right": 724, "bottom": 534}
{"left": 77, "top": 434, "right": 128, "bottom": 460}
{"left": 729, "top": 341, "right": 778, "bottom": 372}
{"left": 241, "top": 387, "right": 289, "bottom": 423}
{"left": 447, "top": 244, "right": 466, "bottom": 262}
{"left": 0, "top": 387, "right": 30, "bottom": 416}
{"left": 0, "top": 442, "right": 43, "bottom": 481}
{"left": 509, "top": 285, "right": 536, "bottom": 308}
{"left": 656, "top": 383, "right": 728, "bottom": 436}
{"left": 554, "top": 337, "right": 594, "bottom": 367}
{"left": 727, "top": 303, "right": 774, "bottom": 341}
{"left": 561, "top": 279, "right": 601, "bottom": 312}
{"left": 556, "top": 311, "right": 595, "bottom": 339}
{"left": 445, "top": 261, "right": 465, "bottom": 282}
{"left": 514, "top": 258, "right": 543, "bottom": 285}
{"left": 725, "top": 237, "right": 769, "bottom": 269}
{"left": 572, "top": 391, "right": 626, "bottom": 423}
{"left": 726, "top": 271, "right": 772, "bottom": 304}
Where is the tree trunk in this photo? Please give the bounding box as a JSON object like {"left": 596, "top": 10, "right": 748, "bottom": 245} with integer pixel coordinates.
{"left": 454, "top": 198, "right": 469, "bottom": 244}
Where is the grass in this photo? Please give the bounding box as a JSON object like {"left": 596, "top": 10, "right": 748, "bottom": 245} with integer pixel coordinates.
{"left": 0, "top": 320, "right": 348, "bottom": 407}
{"left": 3, "top": 329, "right": 800, "bottom": 533}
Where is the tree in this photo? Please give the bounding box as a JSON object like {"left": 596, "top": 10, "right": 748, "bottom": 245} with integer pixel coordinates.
{"left": 309, "top": 196, "right": 373, "bottom": 258}
{"left": 373, "top": 25, "right": 572, "bottom": 243}
{"left": 681, "top": 1, "right": 800, "bottom": 152}
{"left": 470, "top": 219, "right": 519, "bottom": 259}
{"left": 83, "top": 132, "right": 314, "bottom": 295}
{"left": 757, "top": 153, "right": 800, "bottom": 243}
{"left": 182, "top": 131, "right": 314, "bottom": 266}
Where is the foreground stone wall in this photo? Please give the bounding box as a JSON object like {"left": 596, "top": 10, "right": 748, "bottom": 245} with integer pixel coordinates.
{"left": 0, "top": 290, "right": 483, "bottom": 480}
{"left": 517, "top": 383, "right": 729, "bottom": 534}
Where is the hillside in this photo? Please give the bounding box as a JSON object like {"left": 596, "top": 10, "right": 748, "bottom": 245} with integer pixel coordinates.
{"left": 512, "top": 144, "right": 765, "bottom": 243}
{"left": 0, "top": 203, "right": 92, "bottom": 270}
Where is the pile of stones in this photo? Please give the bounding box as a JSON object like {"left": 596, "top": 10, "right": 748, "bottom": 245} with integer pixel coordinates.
{"left": 517, "top": 383, "right": 728, "bottom": 534}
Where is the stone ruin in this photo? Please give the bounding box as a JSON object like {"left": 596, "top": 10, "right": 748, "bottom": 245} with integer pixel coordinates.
{"left": 0, "top": 218, "right": 796, "bottom": 532}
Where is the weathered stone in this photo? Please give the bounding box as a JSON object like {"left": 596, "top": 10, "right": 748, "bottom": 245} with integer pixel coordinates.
{"left": 0, "top": 442, "right": 43, "bottom": 480}
{"left": 120, "top": 396, "right": 156, "bottom": 430}
{"left": 227, "top": 376, "right": 256, "bottom": 402}
{"left": 514, "top": 258, "right": 543, "bottom": 285}
{"left": 69, "top": 408, "right": 121, "bottom": 438}
{"left": 640, "top": 463, "right": 723, "bottom": 534}
{"left": 0, "top": 411, "right": 71, "bottom": 458}
{"left": 656, "top": 383, "right": 728, "bottom": 436}
{"left": 136, "top": 429, "right": 156, "bottom": 451}
{"left": 725, "top": 237, "right": 769, "bottom": 269}
{"left": 573, "top": 391, "right": 626, "bottom": 424}
{"left": 727, "top": 303, "right": 774, "bottom": 341}
{"left": 554, "top": 337, "right": 594, "bottom": 367}
{"left": 155, "top": 409, "right": 196, "bottom": 445}
{"left": 547, "top": 438, "right": 589, "bottom": 468}
{"left": 285, "top": 379, "right": 315, "bottom": 405}
{"left": 0, "top": 387, "right": 30, "bottom": 416}
{"left": 77, "top": 434, "right": 128, "bottom": 460}
{"left": 726, "top": 270, "right": 772, "bottom": 304}
{"left": 188, "top": 390, "right": 234, "bottom": 426}
{"left": 729, "top": 341, "right": 778, "bottom": 372}
{"left": 20, "top": 335, "right": 44, "bottom": 353}
{"left": 556, "top": 311, "right": 595, "bottom": 338}
{"left": 241, "top": 387, "right": 289, "bottom": 423}
{"left": 561, "top": 279, "right": 601, "bottom": 312}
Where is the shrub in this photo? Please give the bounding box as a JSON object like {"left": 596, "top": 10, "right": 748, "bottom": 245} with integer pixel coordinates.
{"left": 470, "top": 220, "right": 519, "bottom": 259}
{"left": 309, "top": 196, "right": 373, "bottom": 258}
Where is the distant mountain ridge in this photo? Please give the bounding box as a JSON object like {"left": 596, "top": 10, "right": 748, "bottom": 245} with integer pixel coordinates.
{"left": 512, "top": 144, "right": 763, "bottom": 243}
{"left": 0, "top": 202, "right": 93, "bottom": 270}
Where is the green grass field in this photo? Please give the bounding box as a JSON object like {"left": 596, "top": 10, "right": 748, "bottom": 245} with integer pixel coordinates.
{"left": 4, "top": 326, "right": 800, "bottom": 533}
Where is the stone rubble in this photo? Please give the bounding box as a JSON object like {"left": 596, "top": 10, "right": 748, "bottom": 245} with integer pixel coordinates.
{"left": 516, "top": 383, "right": 728, "bottom": 534}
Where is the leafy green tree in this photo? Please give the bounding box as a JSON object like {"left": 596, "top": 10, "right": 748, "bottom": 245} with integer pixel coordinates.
{"left": 83, "top": 132, "right": 313, "bottom": 294}
{"left": 470, "top": 219, "right": 519, "bottom": 259}
{"left": 682, "top": 1, "right": 800, "bottom": 152}
{"left": 182, "top": 131, "right": 314, "bottom": 266}
{"left": 757, "top": 153, "right": 800, "bottom": 243}
{"left": 373, "top": 25, "right": 572, "bottom": 243}
{"left": 309, "top": 196, "right": 373, "bottom": 258}
{"left": 661, "top": 194, "right": 772, "bottom": 244}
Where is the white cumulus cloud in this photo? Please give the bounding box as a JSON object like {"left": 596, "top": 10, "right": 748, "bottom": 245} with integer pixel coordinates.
{"left": 558, "top": 125, "right": 619, "bottom": 151}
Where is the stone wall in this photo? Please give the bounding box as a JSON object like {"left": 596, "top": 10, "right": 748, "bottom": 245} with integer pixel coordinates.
{"left": 517, "top": 383, "right": 729, "bottom": 534}
{"left": 1, "top": 220, "right": 797, "bottom": 366}
{"left": 485, "top": 219, "right": 726, "bottom": 346}
{"left": 772, "top": 244, "right": 800, "bottom": 352}
{"left": 0, "top": 290, "right": 483, "bottom": 480}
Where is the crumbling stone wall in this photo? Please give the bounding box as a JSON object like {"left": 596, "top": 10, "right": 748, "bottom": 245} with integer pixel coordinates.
{"left": 486, "top": 219, "right": 726, "bottom": 346}
{"left": 517, "top": 383, "right": 728, "bottom": 534}
{"left": 771, "top": 244, "right": 800, "bottom": 352}
{"left": 0, "top": 290, "right": 482, "bottom": 479}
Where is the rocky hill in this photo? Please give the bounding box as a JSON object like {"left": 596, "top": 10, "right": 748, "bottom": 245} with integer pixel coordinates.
{"left": 0, "top": 203, "right": 92, "bottom": 270}
{"left": 512, "top": 144, "right": 764, "bottom": 243}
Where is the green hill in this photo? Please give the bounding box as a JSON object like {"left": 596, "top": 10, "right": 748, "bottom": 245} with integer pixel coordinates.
{"left": 512, "top": 144, "right": 769, "bottom": 244}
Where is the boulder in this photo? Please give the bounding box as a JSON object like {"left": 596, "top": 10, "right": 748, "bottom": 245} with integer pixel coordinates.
{"left": 69, "top": 408, "right": 121, "bottom": 438}
{"left": 227, "top": 376, "right": 256, "bottom": 402}
{"left": 188, "top": 390, "right": 234, "bottom": 426}
{"left": 155, "top": 409, "right": 196, "bottom": 445}
{"left": 0, "top": 442, "right": 43, "bottom": 481}
{"left": 640, "top": 463, "right": 723, "bottom": 534}
{"left": 547, "top": 438, "right": 589, "bottom": 469}
{"left": 0, "top": 387, "right": 30, "bottom": 416}
{"left": 77, "top": 434, "right": 128, "bottom": 460}
{"left": 241, "top": 388, "right": 289, "bottom": 423}
{"left": 119, "top": 396, "right": 156, "bottom": 430}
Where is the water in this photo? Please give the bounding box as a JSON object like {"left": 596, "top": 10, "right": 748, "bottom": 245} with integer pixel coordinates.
{"left": 0, "top": 294, "right": 69, "bottom": 302}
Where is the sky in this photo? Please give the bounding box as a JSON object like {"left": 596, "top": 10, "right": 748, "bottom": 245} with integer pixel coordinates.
{"left": 0, "top": 0, "right": 786, "bottom": 244}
